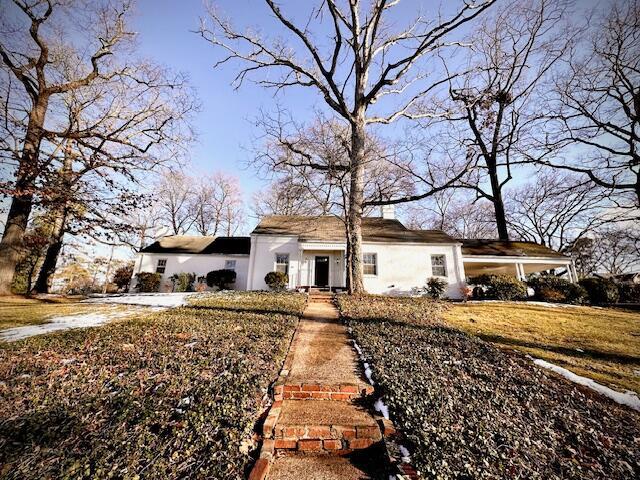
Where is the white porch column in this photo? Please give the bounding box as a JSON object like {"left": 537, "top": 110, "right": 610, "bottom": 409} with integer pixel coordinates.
{"left": 516, "top": 263, "right": 526, "bottom": 281}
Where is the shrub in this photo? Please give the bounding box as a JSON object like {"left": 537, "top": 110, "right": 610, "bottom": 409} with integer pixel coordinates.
{"left": 426, "top": 277, "right": 448, "bottom": 299}
{"left": 469, "top": 274, "right": 528, "bottom": 301}
{"left": 265, "top": 271, "right": 288, "bottom": 290}
{"left": 206, "top": 269, "right": 237, "bottom": 290}
{"left": 112, "top": 263, "right": 134, "bottom": 292}
{"left": 579, "top": 277, "right": 620, "bottom": 305}
{"left": 618, "top": 283, "right": 640, "bottom": 303}
{"left": 527, "top": 276, "right": 587, "bottom": 304}
{"left": 135, "top": 272, "right": 161, "bottom": 292}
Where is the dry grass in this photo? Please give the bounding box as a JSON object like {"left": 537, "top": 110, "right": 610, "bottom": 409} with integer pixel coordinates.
{"left": 443, "top": 302, "right": 640, "bottom": 394}
{"left": 0, "top": 296, "right": 120, "bottom": 330}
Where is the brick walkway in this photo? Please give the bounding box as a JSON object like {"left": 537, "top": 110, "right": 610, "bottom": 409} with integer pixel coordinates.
{"left": 251, "top": 293, "right": 387, "bottom": 479}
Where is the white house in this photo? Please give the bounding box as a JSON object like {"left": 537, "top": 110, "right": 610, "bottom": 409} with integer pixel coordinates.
{"left": 131, "top": 210, "right": 575, "bottom": 298}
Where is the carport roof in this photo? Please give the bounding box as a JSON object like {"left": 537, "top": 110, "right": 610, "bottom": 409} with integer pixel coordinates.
{"left": 140, "top": 236, "right": 251, "bottom": 255}
{"left": 461, "top": 239, "right": 567, "bottom": 258}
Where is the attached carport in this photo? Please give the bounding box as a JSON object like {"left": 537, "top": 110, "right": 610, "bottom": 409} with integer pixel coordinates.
{"left": 461, "top": 239, "right": 578, "bottom": 282}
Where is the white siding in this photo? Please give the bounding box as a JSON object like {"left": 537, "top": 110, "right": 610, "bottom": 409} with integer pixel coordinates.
{"left": 360, "top": 242, "right": 465, "bottom": 298}
{"left": 247, "top": 235, "right": 301, "bottom": 290}
{"left": 133, "top": 253, "right": 250, "bottom": 291}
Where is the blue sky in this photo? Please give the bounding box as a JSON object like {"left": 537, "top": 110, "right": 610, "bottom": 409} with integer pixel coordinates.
{"left": 132, "top": 0, "right": 322, "bottom": 198}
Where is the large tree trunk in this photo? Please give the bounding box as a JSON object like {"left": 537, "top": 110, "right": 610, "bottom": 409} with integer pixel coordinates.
{"left": 347, "top": 115, "right": 366, "bottom": 294}
{"left": 32, "top": 205, "right": 68, "bottom": 294}
{"left": 487, "top": 161, "right": 509, "bottom": 240}
{"left": 0, "top": 99, "right": 47, "bottom": 295}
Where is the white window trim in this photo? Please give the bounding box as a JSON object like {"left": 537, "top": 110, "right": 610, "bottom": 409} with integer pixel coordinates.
{"left": 430, "top": 254, "right": 447, "bottom": 277}
{"left": 275, "top": 253, "right": 290, "bottom": 275}
{"left": 363, "top": 252, "right": 378, "bottom": 276}
{"left": 156, "top": 258, "right": 167, "bottom": 274}
{"left": 224, "top": 259, "right": 237, "bottom": 271}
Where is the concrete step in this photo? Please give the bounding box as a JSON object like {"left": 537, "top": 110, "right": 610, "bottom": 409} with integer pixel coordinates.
{"left": 266, "top": 452, "right": 388, "bottom": 480}
{"left": 266, "top": 399, "right": 382, "bottom": 453}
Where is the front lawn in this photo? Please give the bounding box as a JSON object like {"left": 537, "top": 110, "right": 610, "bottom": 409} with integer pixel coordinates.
{"left": 443, "top": 302, "right": 640, "bottom": 394}
{"left": 0, "top": 292, "right": 305, "bottom": 479}
{"left": 339, "top": 295, "right": 640, "bottom": 479}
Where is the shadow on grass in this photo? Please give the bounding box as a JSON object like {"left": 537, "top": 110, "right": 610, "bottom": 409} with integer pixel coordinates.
{"left": 473, "top": 332, "right": 640, "bottom": 365}
{"left": 184, "top": 304, "right": 301, "bottom": 318}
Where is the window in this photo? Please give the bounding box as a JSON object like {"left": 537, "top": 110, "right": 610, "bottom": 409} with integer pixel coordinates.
{"left": 363, "top": 253, "right": 377, "bottom": 275}
{"left": 224, "top": 259, "right": 236, "bottom": 271}
{"left": 431, "top": 254, "right": 447, "bottom": 277}
{"left": 156, "top": 258, "right": 167, "bottom": 274}
{"left": 275, "top": 253, "right": 289, "bottom": 274}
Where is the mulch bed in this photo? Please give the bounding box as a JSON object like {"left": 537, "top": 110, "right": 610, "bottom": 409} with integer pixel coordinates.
{"left": 338, "top": 295, "right": 640, "bottom": 479}
{"left": 0, "top": 292, "right": 305, "bottom": 479}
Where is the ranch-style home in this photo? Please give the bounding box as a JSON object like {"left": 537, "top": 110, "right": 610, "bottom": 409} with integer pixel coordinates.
{"left": 132, "top": 209, "right": 577, "bottom": 299}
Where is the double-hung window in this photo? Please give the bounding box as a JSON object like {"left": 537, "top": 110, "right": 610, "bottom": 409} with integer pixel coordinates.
{"left": 275, "top": 253, "right": 289, "bottom": 274}
{"left": 156, "top": 258, "right": 167, "bottom": 274}
{"left": 224, "top": 259, "right": 237, "bottom": 271}
{"left": 363, "top": 253, "right": 377, "bottom": 275}
{"left": 430, "top": 254, "right": 447, "bottom": 277}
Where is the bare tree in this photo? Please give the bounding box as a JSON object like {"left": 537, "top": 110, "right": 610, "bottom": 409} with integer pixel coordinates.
{"left": 190, "top": 172, "right": 245, "bottom": 236}
{"left": 592, "top": 227, "right": 640, "bottom": 275}
{"left": 433, "top": 0, "right": 574, "bottom": 239}
{"left": 155, "top": 171, "right": 195, "bottom": 236}
{"left": 544, "top": 0, "right": 640, "bottom": 207}
{"left": 505, "top": 171, "right": 618, "bottom": 251}
{"left": 403, "top": 191, "right": 497, "bottom": 239}
{"left": 200, "top": 0, "right": 495, "bottom": 292}
{"left": 0, "top": 0, "right": 139, "bottom": 294}
{"left": 252, "top": 176, "right": 325, "bottom": 218}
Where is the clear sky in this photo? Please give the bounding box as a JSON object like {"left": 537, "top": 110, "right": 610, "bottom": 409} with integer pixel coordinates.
{"left": 132, "top": 0, "right": 321, "bottom": 199}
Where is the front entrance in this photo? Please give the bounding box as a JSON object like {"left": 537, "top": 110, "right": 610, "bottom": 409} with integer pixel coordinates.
{"left": 314, "top": 256, "right": 329, "bottom": 287}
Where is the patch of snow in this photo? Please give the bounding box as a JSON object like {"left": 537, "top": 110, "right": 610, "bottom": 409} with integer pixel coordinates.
{"left": 533, "top": 358, "right": 640, "bottom": 412}
{"left": 352, "top": 339, "right": 375, "bottom": 385}
{"left": 82, "top": 292, "right": 196, "bottom": 308}
{"left": 375, "top": 397, "right": 390, "bottom": 419}
{"left": 575, "top": 348, "right": 584, "bottom": 353}
{"left": 398, "top": 444, "right": 411, "bottom": 463}
{"left": 0, "top": 308, "right": 148, "bottom": 342}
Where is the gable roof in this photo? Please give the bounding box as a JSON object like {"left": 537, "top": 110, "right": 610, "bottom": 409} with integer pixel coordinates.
{"left": 460, "top": 239, "right": 567, "bottom": 258}
{"left": 140, "top": 236, "right": 251, "bottom": 255}
{"left": 251, "top": 215, "right": 457, "bottom": 244}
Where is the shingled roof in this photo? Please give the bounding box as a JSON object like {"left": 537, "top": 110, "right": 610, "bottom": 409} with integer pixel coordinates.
{"left": 251, "top": 215, "right": 457, "bottom": 244}
{"left": 461, "top": 239, "right": 567, "bottom": 258}
{"left": 140, "top": 236, "right": 251, "bottom": 255}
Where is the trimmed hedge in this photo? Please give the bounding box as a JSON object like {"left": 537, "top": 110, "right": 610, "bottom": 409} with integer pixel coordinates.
{"left": 170, "top": 272, "right": 196, "bottom": 292}
{"left": 338, "top": 295, "right": 640, "bottom": 479}
{"left": 0, "top": 292, "right": 306, "bottom": 479}
{"left": 135, "top": 271, "right": 161, "bottom": 292}
{"left": 206, "top": 269, "right": 237, "bottom": 290}
{"left": 527, "top": 276, "right": 587, "bottom": 304}
{"left": 264, "top": 271, "right": 288, "bottom": 290}
{"left": 469, "top": 274, "right": 528, "bottom": 301}
{"left": 426, "top": 277, "right": 448, "bottom": 299}
{"left": 580, "top": 277, "right": 620, "bottom": 305}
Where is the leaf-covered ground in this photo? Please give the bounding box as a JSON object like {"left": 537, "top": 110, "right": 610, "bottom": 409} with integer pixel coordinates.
{"left": 0, "top": 292, "right": 305, "bottom": 479}
{"left": 338, "top": 295, "right": 640, "bottom": 480}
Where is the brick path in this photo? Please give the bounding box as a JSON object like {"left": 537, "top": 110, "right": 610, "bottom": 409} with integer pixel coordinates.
{"left": 250, "top": 293, "right": 387, "bottom": 479}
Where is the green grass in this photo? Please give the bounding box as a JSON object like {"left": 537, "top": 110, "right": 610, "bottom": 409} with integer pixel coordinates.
{"left": 338, "top": 295, "right": 640, "bottom": 479}
{"left": 0, "top": 292, "right": 306, "bottom": 480}
{"left": 0, "top": 296, "right": 110, "bottom": 330}
{"left": 443, "top": 302, "right": 640, "bottom": 394}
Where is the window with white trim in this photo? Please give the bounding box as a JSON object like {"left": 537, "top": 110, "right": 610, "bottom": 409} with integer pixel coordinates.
{"left": 430, "top": 254, "right": 447, "bottom": 277}
{"left": 156, "top": 258, "right": 167, "bottom": 274}
{"left": 224, "top": 259, "right": 236, "bottom": 271}
{"left": 363, "top": 253, "right": 377, "bottom": 275}
{"left": 275, "top": 253, "right": 289, "bottom": 274}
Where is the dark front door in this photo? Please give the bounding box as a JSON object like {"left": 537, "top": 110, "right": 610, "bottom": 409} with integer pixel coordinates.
{"left": 314, "top": 256, "right": 329, "bottom": 287}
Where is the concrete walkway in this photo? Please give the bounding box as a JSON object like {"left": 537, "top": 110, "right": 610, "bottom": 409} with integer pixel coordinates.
{"left": 254, "top": 294, "right": 387, "bottom": 480}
